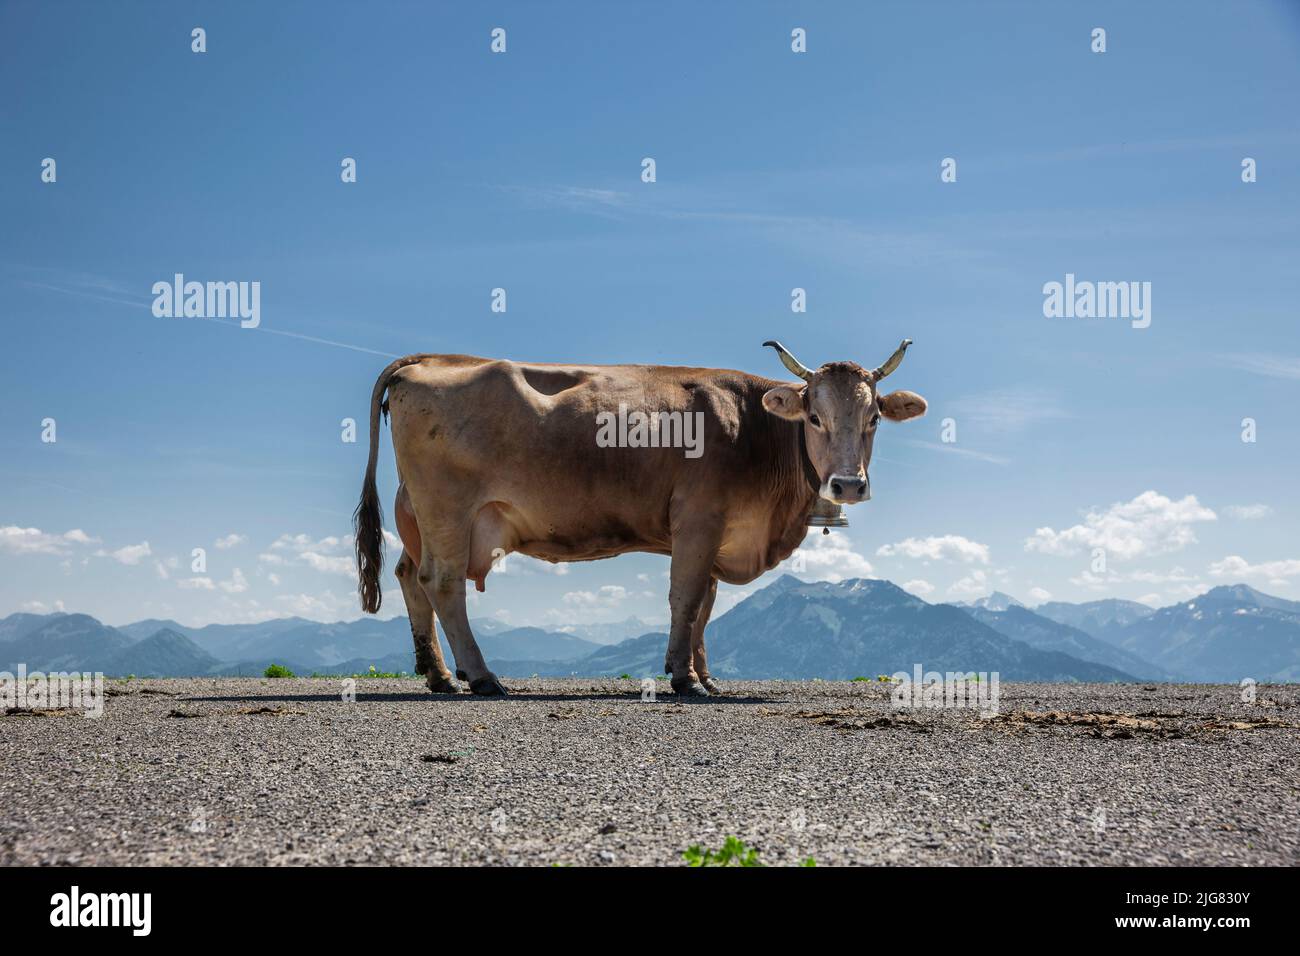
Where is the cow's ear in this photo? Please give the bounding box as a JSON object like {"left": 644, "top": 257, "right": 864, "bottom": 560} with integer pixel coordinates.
{"left": 879, "top": 390, "right": 927, "bottom": 422}
{"left": 762, "top": 386, "right": 805, "bottom": 421}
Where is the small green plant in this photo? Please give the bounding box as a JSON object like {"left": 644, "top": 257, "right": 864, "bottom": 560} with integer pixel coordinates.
{"left": 876, "top": 674, "right": 895, "bottom": 682}
{"left": 799, "top": 856, "right": 817, "bottom": 867}
{"left": 683, "top": 836, "right": 762, "bottom": 867}
{"left": 263, "top": 663, "right": 294, "bottom": 679}
{"left": 619, "top": 673, "right": 634, "bottom": 680}
{"left": 851, "top": 676, "right": 870, "bottom": 682}
{"left": 359, "top": 665, "right": 409, "bottom": 678}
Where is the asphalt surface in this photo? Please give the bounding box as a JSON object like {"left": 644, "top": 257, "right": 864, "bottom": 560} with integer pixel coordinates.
{"left": 1, "top": 677, "right": 1297, "bottom": 866}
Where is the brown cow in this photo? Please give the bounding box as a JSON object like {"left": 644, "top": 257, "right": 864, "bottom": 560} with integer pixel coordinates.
{"left": 354, "top": 341, "right": 926, "bottom": 697}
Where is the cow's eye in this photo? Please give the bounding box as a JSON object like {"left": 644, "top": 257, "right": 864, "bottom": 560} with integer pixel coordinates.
{"left": 870, "top": 413, "right": 881, "bottom": 427}
{"left": 809, "top": 414, "right": 822, "bottom": 429}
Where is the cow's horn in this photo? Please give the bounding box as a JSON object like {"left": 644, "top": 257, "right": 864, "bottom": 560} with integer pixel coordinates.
{"left": 870, "top": 339, "right": 913, "bottom": 381}
{"left": 762, "top": 340, "right": 814, "bottom": 381}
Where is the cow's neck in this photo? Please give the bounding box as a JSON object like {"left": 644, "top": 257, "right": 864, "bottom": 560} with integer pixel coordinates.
{"left": 797, "top": 423, "right": 822, "bottom": 495}
{"left": 767, "top": 416, "right": 821, "bottom": 557}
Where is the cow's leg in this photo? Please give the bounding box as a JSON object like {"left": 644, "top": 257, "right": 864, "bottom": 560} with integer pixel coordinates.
{"left": 665, "top": 576, "right": 721, "bottom": 693}
{"left": 394, "top": 551, "right": 457, "bottom": 693}
{"left": 393, "top": 485, "right": 457, "bottom": 693}
{"left": 691, "top": 577, "right": 722, "bottom": 695}
{"left": 666, "top": 523, "right": 723, "bottom": 698}
{"left": 417, "top": 547, "right": 507, "bottom": 697}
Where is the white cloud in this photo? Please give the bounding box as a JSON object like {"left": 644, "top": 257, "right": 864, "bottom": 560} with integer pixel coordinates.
{"left": 214, "top": 533, "right": 246, "bottom": 550}
{"left": 300, "top": 552, "right": 355, "bottom": 577}
{"left": 177, "top": 576, "right": 216, "bottom": 591}
{"left": 0, "top": 526, "right": 100, "bottom": 556}
{"left": 271, "top": 533, "right": 348, "bottom": 554}
{"left": 1025, "top": 491, "right": 1216, "bottom": 560}
{"left": 1027, "top": 586, "right": 1052, "bottom": 604}
{"left": 1125, "top": 567, "right": 1198, "bottom": 584}
{"left": 563, "top": 585, "right": 628, "bottom": 608}
{"left": 947, "top": 570, "right": 991, "bottom": 599}
{"left": 876, "top": 534, "right": 990, "bottom": 565}
{"left": 267, "top": 533, "right": 359, "bottom": 579}
{"left": 1208, "top": 555, "right": 1300, "bottom": 581}
{"left": 789, "top": 532, "right": 876, "bottom": 583}
{"left": 1070, "top": 567, "right": 1203, "bottom": 591}
{"left": 106, "top": 541, "right": 151, "bottom": 565}
{"left": 275, "top": 590, "right": 357, "bottom": 621}
{"left": 218, "top": 568, "right": 249, "bottom": 594}
{"left": 1223, "top": 504, "right": 1273, "bottom": 520}
{"left": 20, "top": 599, "right": 65, "bottom": 613}
{"left": 901, "top": 579, "right": 935, "bottom": 598}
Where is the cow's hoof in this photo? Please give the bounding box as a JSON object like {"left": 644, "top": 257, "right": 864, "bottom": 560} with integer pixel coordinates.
{"left": 469, "top": 675, "right": 509, "bottom": 697}
{"left": 702, "top": 677, "right": 723, "bottom": 695}
{"left": 426, "top": 673, "right": 459, "bottom": 694}
{"left": 671, "top": 677, "right": 710, "bottom": 698}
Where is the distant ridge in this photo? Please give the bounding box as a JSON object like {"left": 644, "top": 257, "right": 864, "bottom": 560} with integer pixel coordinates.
{"left": 4, "top": 579, "right": 1297, "bottom": 681}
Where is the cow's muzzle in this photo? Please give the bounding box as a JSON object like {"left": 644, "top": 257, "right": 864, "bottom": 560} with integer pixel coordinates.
{"left": 826, "top": 474, "right": 870, "bottom": 504}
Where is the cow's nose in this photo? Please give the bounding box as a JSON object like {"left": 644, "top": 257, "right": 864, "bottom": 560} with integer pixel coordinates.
{"left": 829, "top": 475, "right": 870, "bottom": 502}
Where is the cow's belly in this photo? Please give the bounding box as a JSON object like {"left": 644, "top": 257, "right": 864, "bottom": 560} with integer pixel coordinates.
{"left": 713, "top": 518, "right": 805, "bottom": 585}
{"left": 401, "top": 484, "right": 804, "bottom": 591}
{"left": 467, "top": 498, "right": 670, "bottom": 589}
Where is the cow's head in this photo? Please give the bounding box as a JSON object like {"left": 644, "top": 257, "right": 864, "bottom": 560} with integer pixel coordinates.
{"left": 761, "top": 340, "right": 927, "bottom": 505}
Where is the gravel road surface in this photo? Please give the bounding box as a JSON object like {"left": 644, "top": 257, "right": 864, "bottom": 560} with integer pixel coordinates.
{"left": 2, "top": 677, "right": 1296, "bottom": 866}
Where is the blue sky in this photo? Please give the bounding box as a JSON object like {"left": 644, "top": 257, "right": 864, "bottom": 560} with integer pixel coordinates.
{"left": 2, "top": 0, "right": 1299, "bottom": 628}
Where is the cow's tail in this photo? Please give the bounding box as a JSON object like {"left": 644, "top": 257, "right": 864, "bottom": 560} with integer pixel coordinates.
{"left": 354, "top": 356, "right": 418, "bottom": 614}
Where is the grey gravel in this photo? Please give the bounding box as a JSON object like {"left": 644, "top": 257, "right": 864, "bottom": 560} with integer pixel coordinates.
{"left": 1, "top": 678, "right": 1297, "bottom": 866}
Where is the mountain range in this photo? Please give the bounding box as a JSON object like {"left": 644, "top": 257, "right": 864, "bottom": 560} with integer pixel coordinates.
{"left": 2, "top": 579, "right": 1296, "bottom": 682}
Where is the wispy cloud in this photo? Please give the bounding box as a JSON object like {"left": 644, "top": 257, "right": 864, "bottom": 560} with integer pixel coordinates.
{"left": 877, "top": 535, "right": 990, "bottom": 565}
{"left": 503, "top": 184, "right": 633, "bottom": 218}
{"left": 902, "top": 439, "right": 1009, "bottom": 466}
{"left": 1225, "top": 353, "right": 1300, "bottom": 380}
{"left": 949, "top": 385, "right": 1070, "bottom": 438}
{"left": 1224, "top": 504, "right": 1273, "bottom": 520}
{"left": 10, "top": 267, "right": 401, "bottom": 359}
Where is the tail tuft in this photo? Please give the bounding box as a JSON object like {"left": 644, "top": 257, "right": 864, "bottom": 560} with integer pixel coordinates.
{"left": 354, "top": 479, "right": 384, "bottom": 614}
